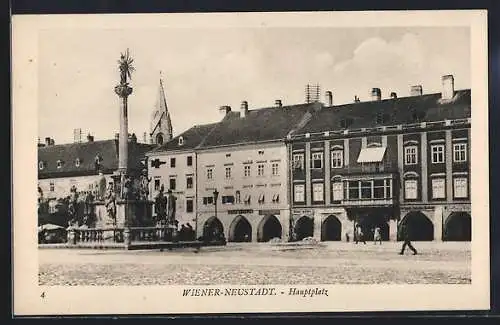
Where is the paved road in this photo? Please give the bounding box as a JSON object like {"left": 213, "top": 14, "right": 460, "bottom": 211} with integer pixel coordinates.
{"left": 39, "top": 242, "right": 471, "bottom": 286}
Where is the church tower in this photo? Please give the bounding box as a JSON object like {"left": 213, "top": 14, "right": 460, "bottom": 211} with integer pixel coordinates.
{"left": 150, "top": 76, "right": 173, "bottom": 145}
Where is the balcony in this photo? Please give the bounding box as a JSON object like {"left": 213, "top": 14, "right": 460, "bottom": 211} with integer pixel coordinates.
{"left": 341, "top": 198, "right": 395, "bottom": 207}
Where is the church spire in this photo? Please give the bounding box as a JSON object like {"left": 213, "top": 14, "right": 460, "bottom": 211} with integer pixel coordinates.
{"left": 150, "top": 72, "right": 173, "bottom": 145}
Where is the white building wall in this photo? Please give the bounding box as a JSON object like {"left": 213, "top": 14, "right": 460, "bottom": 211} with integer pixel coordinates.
{"left": 147, "top": 151, "right": 197, "bottom": 227}
{"left": 38, "top": 174, "right": 113, "bottom": 200}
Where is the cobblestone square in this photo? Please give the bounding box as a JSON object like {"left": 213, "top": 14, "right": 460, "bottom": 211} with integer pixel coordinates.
{"left": 38, "top": 242, "right": 470, "bottom": 286}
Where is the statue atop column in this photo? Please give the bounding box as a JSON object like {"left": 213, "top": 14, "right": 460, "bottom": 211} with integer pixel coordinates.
{"left": 68, "top": 185, "right": 79, "bottom": 227}
{"left": 105, "top": 184, "right": 117, "bottom": 225}
{"left": 139, "top": 169, "right": 151, "bottom": 201}
{"left": 154, "top": 185, "right": 167, "bottom": 224}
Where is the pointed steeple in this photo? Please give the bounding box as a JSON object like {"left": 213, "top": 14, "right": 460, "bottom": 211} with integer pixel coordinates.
{"left": 150, "top": 72, "right": 173, "bottom": 145}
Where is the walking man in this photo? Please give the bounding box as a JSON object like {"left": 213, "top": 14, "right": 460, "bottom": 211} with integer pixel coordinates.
{"left": 373, "top": 226, "right": 382, "bottom": 245}
{"left": 399, "top": 223, "right": 418, "bottom": 255}
{"left": 355, "top": 224, "right": 366, "bottom": 244}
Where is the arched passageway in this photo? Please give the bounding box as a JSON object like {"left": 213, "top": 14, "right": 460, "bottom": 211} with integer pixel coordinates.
{"left": 202, "top": 216, "right": 225, "bottom": 242}
{"left": 444, "top": 212, "right": 471, "bottom": 241}
{"left": 294, "top": 216, "right": 314, "bottom": 241}
{"left": 228, "top": 215, "right": 252, "bottom": 242}
{"left": 257, "top": 215, "right": 282, "bottom": 242}
{"left": 398, "top": 211, "right": 434, "bottom": 241}
{"left": 356, "top": 214, "right": 389, "bottom": 241}
{"left": 321, "top": 215, "right": 342, "bottom": 241}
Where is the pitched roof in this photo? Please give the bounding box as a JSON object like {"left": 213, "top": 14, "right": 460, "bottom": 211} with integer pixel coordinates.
{"left": 38, "top": 140, "right": 156, "bottom": 179}
{"left": 147, "top": 122, "right": 219, "bottom": 153}
{"left": 198, "top": 103, "right": 318, "bottom": 148}
{"left": 299, "top": 89, "right": 471, "bottom": 135}
{"left": 150, "top": 79, "right": 173, "bottom": 135}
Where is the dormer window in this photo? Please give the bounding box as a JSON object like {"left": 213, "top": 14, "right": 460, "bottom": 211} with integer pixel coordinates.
{"left": 178, "top": 136, "right": 184, "bottom": 146}
{"left": 38, "top": 161, "right": 45, "bottom": 170}
{"left": 75, "top": 158, "right": 81, "bottom": 167}
{"left": 56, "top": 160, "right": 64, "bottom": 169}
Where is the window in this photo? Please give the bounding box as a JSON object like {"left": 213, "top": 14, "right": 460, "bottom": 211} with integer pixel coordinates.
{"left": 405, "top": 146, "right": 418, "bottom": 165}
{"left": 453, "top": 143, "right": 467, "bottom": 162}
{"left": 312, "top": 183, "right": 324, "bottom": 202}
{"left": 272, "top": 163, "right": 279, "bottom": 176}
{"left": 311, "top": 153, "right": 323, "bottom": 169}
{"left": 170, "top": 158, "right": 176, "bottom": 168}
{"left": 258, "top": 193, "right": 265, "bottom": 204}
{"left": 235, "top": 190, "right": 241, "bottom": 204}
{"left": 169, "top": 178, "right": 176, "bottom": 190}
{"left": 244, "top": 194, "right": 251, "bottom": 205}
{"left": 225, "top": 167, "right": 232, "bottom": 179}
{"left": 272, "top": 194, "right": 280, "bottom": 203}
{"left": 38, "top": 161, "right": 44, "bottom": 170}
{"left": 331, "top": 150, "right": 343, "bottom": 168}
{"left": 75, "top": 158, "right": 81, "bottom": 167}
{"left": 203, "top": 196, "right": 214, "bottom": 205}
{"left": 292, "top": 154, "right": 304, "bottom": 169}
{"left": 56, "top": 160, "right": 63, "bottom": 169}
{"left": 50, "top": 181, "right": 55, "bottom": 192}
{"left": 373, "top": 180, "right": 386, "bottom": 199}
{"left": 186, "top": 199, "right": 193, "bottom": 213}
{"left": 222, "top": 195, "right": 235, "bottom": 204}
{"left": 154, "top": 179, "right": 160, "bottom": 191}
{"left": 294, "top": 184, "right": 305, "bottom": 202}
{"left": 244, "top": 165, "right": 251, "bottom": 177}
{"left": 404, "top": 180, "right": 418, "bottom": 199}
{"left": 454, "top": 177, "right": 468, "bottom": 198}
{"left": 178, "top": 136, "right": 184, "bottom": 146}
{"left": 187, "top": 156, "right": 193, "bottom": 166}
{"left": 432, "top": 178, "right": 446, "bottom": 199}
{"left": 431, "top": 145, "right": 445, "bottom": 163}
{"left": 348, "top": 181, "right": 359, "bottom": 199}
{"left": 332, "top": 182, "right": 343, "bottom": 201}
{"left": 360, "top": 181, "right": 371, "bottom": 199}
{"left": 257, "top": 164, "right": 264, "bottom": 176}
{"left": 186, "top": 176, "right": 193, "bottom": 189}
{"left": 207, "top": 168, "right": 213, "bottom": 180}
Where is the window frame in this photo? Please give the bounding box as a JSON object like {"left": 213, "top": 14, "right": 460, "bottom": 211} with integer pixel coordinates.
{"left": 186, "top": 156, "right": 193, "bottom": 166}
{"left": 169, "top": 177, "right": 176, "bottom": 191}
{"left": 404, "top": 179, "right": 418, "bottom": 200}
{"left": 294, "top": 184, "right": 305, "bottom": 203}
{"left": 225, "top": 167, "right": 232, "bottom": 179}
{"left": 170, "top": 157, "right": 176, "bottom": 168}
{"left": 244, "top": 165, "right": 251, "bottom": 177}
{"left": 404, "top": 145, "right": 418, "bottom": 165}
{"left": 257, "top": 164, "right": 265, "bottom": 176}
{"left": 453, "top": 177, "right": 468, "bottom": 198}
{"left": 311, "top": 152, "right": 324, "bottom": 169}
{"left": 431, "top": 178, "right": 446, "bottom": 199}
{"left": 453, "top": 143, "right": 467, "bottom": 162}
{"left": 312, "top": 182, "right": 324, "bottom": 202}
{"left": 292, "top": 153, "right": 304, "bottom": 169}
{"left": 332, "top": 182, "right": 343, "bottom": 201}
{"left": 38, "top": 161, "right": 44, "bottom": 170}
{"left": 272, "top": 163, "right": 279, "bottom": 176}
{"left": 431, "top": 144, "right": 445, "bottom": 164}
{"left": 331, "top": 150, "right": 344, "bottom": 168}
{"left": 206, "top": 168, "right": 213, "bottom": 180}
{"left": 186, "top": 176, "right": 193, "bottom": 189}
{"left": 186, "top": 199, "right": 194, "bottom": 213}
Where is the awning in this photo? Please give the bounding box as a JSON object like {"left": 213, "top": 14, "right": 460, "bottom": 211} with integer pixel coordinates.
{"left": 357, "top": 147, "right": 387, "bottom": 163}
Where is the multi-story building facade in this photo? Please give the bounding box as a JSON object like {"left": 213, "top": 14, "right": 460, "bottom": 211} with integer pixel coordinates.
{"left": 145, "top": 123, "right": 217, "bottom": 228}
{"left": 287, "top": 75, "right": 471, "bottom": 242}
{"left": 193, "top": 101, "right": 320, "bottom": 242}
{"left": 38, "top": 134, "right": 155, "bottom": 210}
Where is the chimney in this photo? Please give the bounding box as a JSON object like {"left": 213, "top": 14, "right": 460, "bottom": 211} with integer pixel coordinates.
{"left": 371, "top": 88, "right": 381, "bottom": 101}
{"left": 441, "top": 74, "right": 455, "bottom": 100}
{"left": 410, "top": 85, "right": 423, "bottom": 96}
{"left": 115, "top": 133, "right": 119, "bottom": 140}
{"left": 240, "top": 101, "right": 249, "bottom": 118}
{"left": 390, "top": 92, "right": 398, "bottom": 99}
{"left": 86, "top": 133, "right": 94, "bottom": 142}
{"left": 219, "top": 105, "right": 231, "bottom": 117}
{"left": 45, "top": 137, "right": 51, "bottom": 146}
{"left": 129, "top": 133, "right": 137, "bottom": 143}
{"left": 325, "top": 91, "right": 333, "bottom": 106}
{"left": 143, "top": 132, "right": 147, "bottom": 143}
{"left": 354, "top": 95, "right": 360, "bottom": 103}
{"left": 275, "top": 99, "right": 282, "bottom": 108}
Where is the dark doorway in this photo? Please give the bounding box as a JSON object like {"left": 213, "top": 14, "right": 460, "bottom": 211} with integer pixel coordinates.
{"left": 228, "top": 215, "right": 252, "bottom": 242}
{"left": 356, "top": 213, "right": 389, "bottom": 241}
{"left": 202, "top": 216, "right": 224, "bottom": 242}
{"left": 257, "top": 215, "right": 282, "bottom": 242}
{"left": 398, "top": 211, "right": 434, "bottom": 241}
{"left": 444, "top": 212, "right": 471, "bottom": 241}
{"left": 321, "top": 215, "right": 342, "bottom": 241}
{"left": 294, "top": 216, "right": 314, "bottom": 241}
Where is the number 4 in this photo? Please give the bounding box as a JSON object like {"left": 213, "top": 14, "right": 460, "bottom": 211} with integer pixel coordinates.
{"left": 40, "top": 292, "right": 45, "bottom": 299}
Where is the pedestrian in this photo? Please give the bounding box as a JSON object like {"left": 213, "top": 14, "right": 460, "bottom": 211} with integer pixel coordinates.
{"left": 399, "top": 223, "right": 418, "bottom": 255}
{"left": 373, "top": 226, "right": 382, "bottom": 245}
{"left": 355, "top": 224, "right": 366, "bottom": 244}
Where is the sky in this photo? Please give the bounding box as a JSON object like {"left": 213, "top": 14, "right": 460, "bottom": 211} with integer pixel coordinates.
{"left": 38, "top": 26, "right": 470, "bottom": 144}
